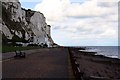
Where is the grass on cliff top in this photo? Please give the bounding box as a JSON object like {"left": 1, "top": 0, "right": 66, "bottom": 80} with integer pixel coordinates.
{"left": 2, "top": 46, "right": 40, "bottom": 53}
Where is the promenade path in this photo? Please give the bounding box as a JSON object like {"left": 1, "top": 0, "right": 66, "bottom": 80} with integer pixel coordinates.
{"left": 2, "top": 48, "right": 74, "bottom": 79}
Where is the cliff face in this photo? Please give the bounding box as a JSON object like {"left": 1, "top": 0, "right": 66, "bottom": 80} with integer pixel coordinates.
{"left": 1, "top": 1, "right": 54, "bottom": 47}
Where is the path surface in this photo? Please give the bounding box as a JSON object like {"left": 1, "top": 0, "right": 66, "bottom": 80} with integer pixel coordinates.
{"left": 2, "top": 49, "right": 42, "bottom": 60}
{"left": 2, "top": 48, "right": 74, "bottom": 79}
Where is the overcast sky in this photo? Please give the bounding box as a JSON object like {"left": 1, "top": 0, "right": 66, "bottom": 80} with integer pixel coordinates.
{"left": 20, "top": 0, "right": 118, "bottom": 46}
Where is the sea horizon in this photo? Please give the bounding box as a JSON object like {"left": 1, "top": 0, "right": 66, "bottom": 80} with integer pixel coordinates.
{"left": 64, "top": 46, "right": 119, "bottom": 59}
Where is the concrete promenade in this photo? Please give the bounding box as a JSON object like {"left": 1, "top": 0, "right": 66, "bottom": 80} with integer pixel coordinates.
{"left": 2, "top": 48, "right": 74, "bottom": 79}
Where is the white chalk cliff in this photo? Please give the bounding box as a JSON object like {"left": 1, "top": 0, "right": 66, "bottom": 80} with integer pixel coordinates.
{"left": 1, "top": 0, "right": 54, "bottom": 47}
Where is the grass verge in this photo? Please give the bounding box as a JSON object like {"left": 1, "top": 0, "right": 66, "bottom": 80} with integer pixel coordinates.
{"left": 2, "top": 46, "right": 40, "bottom": 53}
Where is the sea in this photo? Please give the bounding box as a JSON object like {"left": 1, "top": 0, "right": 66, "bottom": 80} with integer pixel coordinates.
{"left": 68, "top": 46, "right": 120, "bottom": 59}
{"left": 84, "top": 46, "right": 119, "bottom": 59}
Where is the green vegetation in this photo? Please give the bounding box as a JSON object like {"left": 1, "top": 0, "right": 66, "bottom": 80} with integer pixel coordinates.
{"left": 2, "top": 46, "right": 40, "bottom": 53}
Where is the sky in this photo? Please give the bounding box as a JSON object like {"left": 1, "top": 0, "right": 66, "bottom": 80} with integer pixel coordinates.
{"left": 19, "top": 0, "right": 119, "bottom": 46}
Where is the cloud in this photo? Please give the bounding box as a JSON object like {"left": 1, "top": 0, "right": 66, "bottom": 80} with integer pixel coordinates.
{"left": 85, "top": 0, "right": 119, "bottom": 2}
{"left": 34, "top": 0, "right": 69, "bottom": 25}
{"left": 34, "top": 0, "right": 118, "bottom": 46}
{"left": 19, "top": 0, "right": 42, "bottom": 2}
{"left": 97, "top": 2, "right": 117, "bottom": 7}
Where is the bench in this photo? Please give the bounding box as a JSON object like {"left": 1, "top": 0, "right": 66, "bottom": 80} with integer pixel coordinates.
{"left": 14, "top": 51, "right": 26, "bottom": 58}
